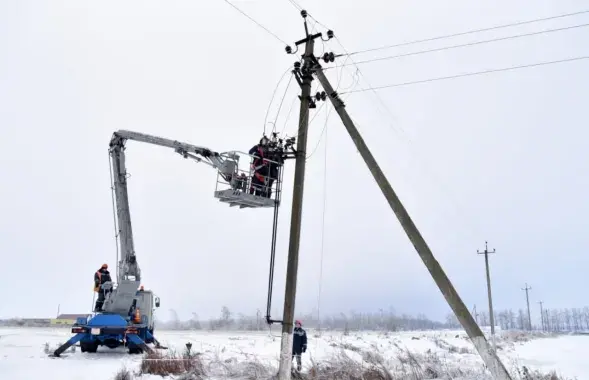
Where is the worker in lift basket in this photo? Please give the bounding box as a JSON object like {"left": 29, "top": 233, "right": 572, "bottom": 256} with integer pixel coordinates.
{"left": 248, "top": 136, "right": 270, "bottom": 197}
{"left": 93, "top": 263, "right": 112, "bottom": 312}
{"left": 292, "top": 320, "right": 308, "bottom": 371}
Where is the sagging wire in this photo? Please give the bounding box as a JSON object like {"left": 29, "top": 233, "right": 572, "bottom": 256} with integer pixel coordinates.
{"left": 264, "top": 66, "right": 296, "bottom": 135}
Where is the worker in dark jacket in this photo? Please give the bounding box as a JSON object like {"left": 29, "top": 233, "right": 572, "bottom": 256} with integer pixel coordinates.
{"left": 292, "top": 319, "right": 307, "bottom": 371}
{"left": 94, "top": 264, "right": 112, "bottom": 312}
{"left": 248, "top": 136, "right": 270, "bottom": 197}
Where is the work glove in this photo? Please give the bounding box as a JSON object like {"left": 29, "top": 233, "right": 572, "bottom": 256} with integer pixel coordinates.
{"left": 302, "top": 344, "right": 307, "bottom": 353}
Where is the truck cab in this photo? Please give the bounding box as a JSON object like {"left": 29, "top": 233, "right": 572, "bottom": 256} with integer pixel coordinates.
{"left": 133, "top": 288, "right": 160, "bottom": 332}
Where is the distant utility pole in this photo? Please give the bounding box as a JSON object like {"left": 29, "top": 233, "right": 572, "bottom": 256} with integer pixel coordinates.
{"left": 522, "top": 284, "right": 532, "bottom": 331}
{"left": 472, "top": 304, "right": 479, "bottom": 324}
{"left": 538, "top": 301, "right": 544, "bottom": 331}
{"left": 477, "top": 241, "right": 496, "bottom": 350}
{"left": 277, "top": 10, "right": 320, "bottom": 380}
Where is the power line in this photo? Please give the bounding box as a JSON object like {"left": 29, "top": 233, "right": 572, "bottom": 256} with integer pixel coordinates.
{"left": 347, "top": 9, "right": 589, "bottom": 56}
{"left": 315, "top": 104, "right": 328, "bottom": 335}
{"left": 335, "top": 22, "right": 589, "bottom": 68}
{"left": 305, "top": 11, "right": 494, "bottom": 243}
{"left": 285, "top": 0, "right": 303, "bottom": 12}
{"left": 263, "top": 66, "right": 295, "bottom": 135}
{"left": 271, "top": 73, "right": 294, "bottom": 134}
{"left": 223, "top": 0, "right": 289, "bottom": 46}
{"left": 342, "top": 55, "right": 589, "bottom": 94}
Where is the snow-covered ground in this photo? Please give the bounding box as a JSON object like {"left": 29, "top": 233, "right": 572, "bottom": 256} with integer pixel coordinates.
{"left": 0, "top": 327, "right": 586, "bottom": 379}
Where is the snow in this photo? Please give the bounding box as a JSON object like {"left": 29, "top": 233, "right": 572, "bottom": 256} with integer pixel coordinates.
{"left": 0, "top": 327, "right": 586, "bottom": 379}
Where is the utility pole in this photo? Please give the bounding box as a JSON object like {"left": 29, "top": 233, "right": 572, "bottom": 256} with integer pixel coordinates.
{"left": 538, "top": 301, "right": 544, "bottom": 331}
{"left": 311, "top": 38, "right": 512, "bottom": 380}
{"left": 276, "top": 10, "right": 321, "bottom": 380}
{"left": 477, "top": 241, "right": 496, "bottom": 350}
{"left": 522, "top": 284, "right": 532, "bottom": 331}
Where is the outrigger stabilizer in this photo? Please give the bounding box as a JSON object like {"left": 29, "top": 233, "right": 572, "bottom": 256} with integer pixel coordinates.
{"left": 51, "top": 312, "right": 167, "bottom": 357}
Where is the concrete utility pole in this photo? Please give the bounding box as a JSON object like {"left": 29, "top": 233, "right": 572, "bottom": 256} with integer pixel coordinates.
{"left": 522, "top": 284, "right": 532, "bottom": 331}
{"left": 312, "top": 56, "right": 512, "bottom": 380}
{"left": 477, "top": 241, "right": 497, "bottom": 350}
{"left": 538, "top": 301, "right": 544, "bottom": 331}
{"left": 276, "top": 10, "right": 320, "bottom": 380}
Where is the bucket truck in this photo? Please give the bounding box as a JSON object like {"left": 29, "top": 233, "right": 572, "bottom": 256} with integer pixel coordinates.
{"left": 52, "top": 130, "right": 291, "bottom": 357}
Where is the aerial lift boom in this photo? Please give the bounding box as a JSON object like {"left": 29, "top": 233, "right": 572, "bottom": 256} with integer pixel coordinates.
{"left": 52, "top": 130, "right": 289, "bottom": 357}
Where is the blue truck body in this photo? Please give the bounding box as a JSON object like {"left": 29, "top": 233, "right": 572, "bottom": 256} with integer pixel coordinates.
{"left": 52, "top": 312, "right": 163, "bottom": 357}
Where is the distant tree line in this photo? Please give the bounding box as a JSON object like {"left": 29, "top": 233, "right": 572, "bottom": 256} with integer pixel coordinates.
{"left": 156, "top": 306, "right": 448, "bottom": 332}
{"left": 3, "top": 305, "right": 588, "bottom": 333}
{"left": 444, "top": 307, "right": 589, "bottom": 332}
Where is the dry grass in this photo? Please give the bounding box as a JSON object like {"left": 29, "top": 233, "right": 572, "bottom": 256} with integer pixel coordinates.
{"left": 113, "top": 367, "right": 133, "bottom": 380}
{"left": 114, "top": 336, "right": 574, "bottom": 380}
{"left": 304, "top": 353, "right": 393, "bottom": 380}
{"left": 139, "top": 349, "right": 205, "bottom": 377}
{"left": 113, "top": 352, "right": 575, "bottom": 380}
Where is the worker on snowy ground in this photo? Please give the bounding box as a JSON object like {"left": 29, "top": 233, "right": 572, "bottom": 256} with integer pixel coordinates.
{"left": 93, "top": 264, "right": 112, "bottom": 312}
{"left": 248, "top": 136, "right": 270, "bottom": 197}
{"left": 292, "top": 319, "right": 307, "bottom": 371}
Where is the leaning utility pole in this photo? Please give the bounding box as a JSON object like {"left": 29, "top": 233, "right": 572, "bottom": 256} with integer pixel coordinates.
{"left": 477, "top": 241, "right": 497, "bottom": 350}
{"left": 309, "top": 24, "right": 512, "bottom": 380}
{"left": 522, "top": 284, "right": 532, "bottom": 331}
{"left": 538, "top": 301, "right": 544, "bottom": 331}
{"left": 276, "top": 10, "right": 321, "bottom": 380}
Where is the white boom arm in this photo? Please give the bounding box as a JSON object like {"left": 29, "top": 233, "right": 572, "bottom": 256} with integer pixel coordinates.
{"left": 108, "top": 130, "right": 239, "bottom": 285}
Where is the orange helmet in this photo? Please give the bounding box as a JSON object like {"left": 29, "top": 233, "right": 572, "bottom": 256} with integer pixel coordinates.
{"left": 101, "top": 263, "right": 108, "bottom": 269}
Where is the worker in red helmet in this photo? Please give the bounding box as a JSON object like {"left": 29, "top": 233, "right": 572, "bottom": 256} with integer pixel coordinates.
{"left": 94, "top": 263, "right": 112, "bottom": 312}
{"left": 292, "top": 319, "right": 307, "bottom": 371}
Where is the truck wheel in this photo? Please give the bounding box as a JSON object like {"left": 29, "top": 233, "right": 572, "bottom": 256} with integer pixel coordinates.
{"left": 128, "top": 346, "right": 143, "bottom": 354}
{"left": 81, "top": 341, "right": 98, "bottom": 353}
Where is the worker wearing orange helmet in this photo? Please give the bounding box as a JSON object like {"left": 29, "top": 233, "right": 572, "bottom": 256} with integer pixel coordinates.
{"left": 93, "top": 263, "right": 112, "bottom": 312}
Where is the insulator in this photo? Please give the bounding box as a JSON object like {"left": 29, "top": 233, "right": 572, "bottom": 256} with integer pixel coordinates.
{"left": 285, "top": 46, "right": 293, "bottom": 54}
{"left": 315, "top": 92, "right": 322, "bottom": 101}
{"left": 322, "top": 52, "right": 330, "bottom": 63}
{"left": 321, "top": 91, "right": 327, "bottom": 101}
{"left": 328, "top": 52, "right": 335, "bottom": 62}
{"left": 301, "top": 10, "right": 307, "bottom": 18}
{"left": 294, "top": 61, "right": 301, "bottom": 69}
{"left": 327, "top": 30, "right": 334, "bottom": 39}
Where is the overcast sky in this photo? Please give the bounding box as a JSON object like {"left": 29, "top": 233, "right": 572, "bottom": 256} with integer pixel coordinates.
{"left": 1, "top": 0, "right": 587, "bottom": 325}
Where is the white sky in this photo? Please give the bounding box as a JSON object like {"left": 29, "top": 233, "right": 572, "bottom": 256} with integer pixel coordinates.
{"left": 0, "top": 0, "right": 588, "bottom": 324}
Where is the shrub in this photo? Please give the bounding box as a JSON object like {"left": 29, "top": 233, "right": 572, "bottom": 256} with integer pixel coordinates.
{"left": 113, "top": 367, "right": 133, "bottom": 380}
